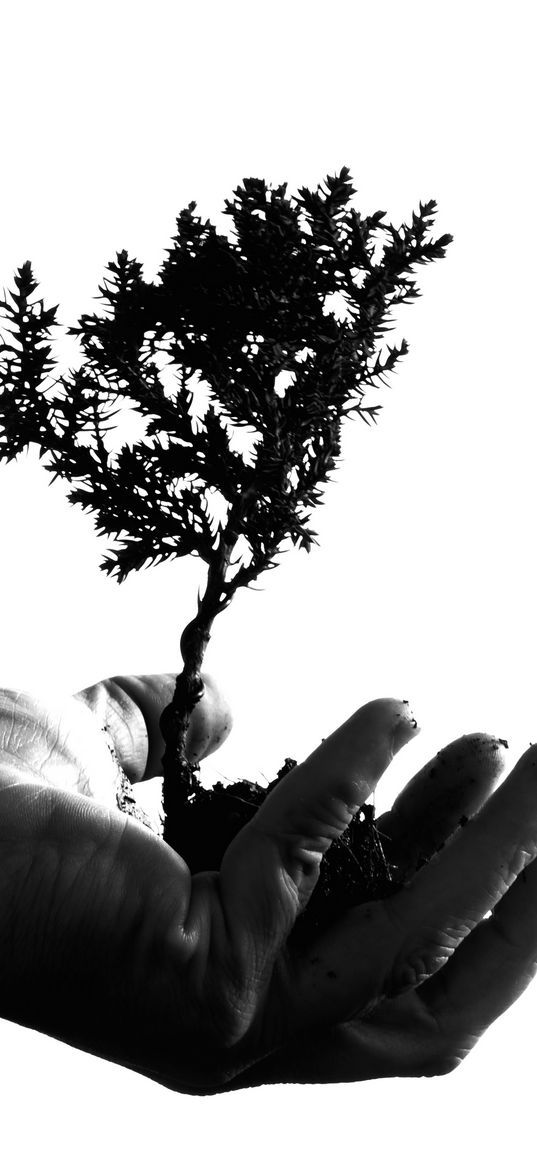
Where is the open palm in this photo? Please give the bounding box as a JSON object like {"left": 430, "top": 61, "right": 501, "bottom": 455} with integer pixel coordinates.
{"left": 1, "top": 676, "right": 536, "bottom": 1093}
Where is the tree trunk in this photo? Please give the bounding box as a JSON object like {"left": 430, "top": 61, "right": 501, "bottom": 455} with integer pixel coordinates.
{"left": 160, "top": 553, "right": 231, "bottom": 852}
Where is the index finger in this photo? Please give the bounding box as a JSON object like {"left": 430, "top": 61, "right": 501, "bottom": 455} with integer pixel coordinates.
{"left": 219, "top": 698, "right": 420, "bottom": 984}
{"left": 74, "top": 674, "right": 177, "bottom": 783}
{"left": 75, "top": 671, "right": 233, "bottom": 781}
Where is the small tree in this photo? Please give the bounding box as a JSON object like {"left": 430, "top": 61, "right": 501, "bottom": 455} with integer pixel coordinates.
{"left": 0, "top": 167, "right": 451, "bottom": 856}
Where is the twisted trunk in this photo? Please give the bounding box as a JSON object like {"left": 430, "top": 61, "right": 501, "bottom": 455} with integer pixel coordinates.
{"left": 160, "top": 550, "right": 231, "bottom": 852}
{"left": 160, "top": 484, "right": 265, "bottom": 853}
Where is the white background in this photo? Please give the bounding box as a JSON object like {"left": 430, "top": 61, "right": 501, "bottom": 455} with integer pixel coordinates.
{"left": 1, "top": 1, "right": 536, "bottom": 1160}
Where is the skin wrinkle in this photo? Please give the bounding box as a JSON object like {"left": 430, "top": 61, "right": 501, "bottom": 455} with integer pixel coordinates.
{"left": 1, "top": 694, "right": 115, "bottom": 802}
{"left": 11, "top": 693, "right": 50, "bottom": 758}
{"left": 104, "top": 675, "right": 179, "bottom": 780}
{"left": 0, "top": 750, "right": 47, "bottom": 786}
{"left": 0, "top": 696, "right": 24, "bottom": 756}
{"left": 0, "top": 797, "right": 89, "bottom": 990}
{"left": 74, "top": 680, "right": 148, "bottom": 784}
{"left": 501, "top": 841, "right": 537, "bottom": 887}
{"left": 387, "top": 929, "right": 465, "bottom": 998}
{"left": 379, "top": 829, "right": 537, "bottom": 1001}
{"left": 104, "top": 679, "right": 146, "bottom": 780}
{"left": 19, "top": 830, "right": 144, "bottom": 1031}
{"left": 50, "top": 818, "right": 159, "bottom": 1009}
{"left": 0, "top": 699, "right": 16, "bottom": 755}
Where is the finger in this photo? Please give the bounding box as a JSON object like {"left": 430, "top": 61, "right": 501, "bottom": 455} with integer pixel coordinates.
{"left": 376, "top": 733, "right": 509, "bottom": 877}
{"left": 420, "top": 837, "right": 537, "bottom": 1045}
{"left": 219, "top": 698, "right": 419, "bottom": 980}
{"left": 74, "top": 671, "right": 233, "bottom": 781}
{"left": 292, "top": 742, "right": 537, "bottom": 1028}
{"left": 74, "top": 674, "right": 177, "bottom": 783}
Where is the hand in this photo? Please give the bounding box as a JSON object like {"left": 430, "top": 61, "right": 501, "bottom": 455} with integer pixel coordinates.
{"left": 1, "top": 678, "right": 536, "bottom": 1094}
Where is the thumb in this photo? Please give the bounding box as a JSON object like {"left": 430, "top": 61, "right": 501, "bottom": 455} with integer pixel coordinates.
{"left": 219, "top": 698, "right": 419, "bottom": 970}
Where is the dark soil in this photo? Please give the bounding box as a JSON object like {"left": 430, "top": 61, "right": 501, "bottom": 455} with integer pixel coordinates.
{"left": 172, "top": 759, "right": 404, "bottom": 948}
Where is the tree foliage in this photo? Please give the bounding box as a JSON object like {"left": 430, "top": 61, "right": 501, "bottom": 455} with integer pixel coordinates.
{"left": 0, "top": 168, "right": 451, "bottom": 599}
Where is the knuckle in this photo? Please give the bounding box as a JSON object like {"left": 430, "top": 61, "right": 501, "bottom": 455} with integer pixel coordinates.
{"left": 383, "top": 925, "right": 455, "bottom": 998}
{"left": 385, "top": 947, "right": 446, "bottom": 996}
{"left": 380, "top": 897, "right": 469, "bottom": 999}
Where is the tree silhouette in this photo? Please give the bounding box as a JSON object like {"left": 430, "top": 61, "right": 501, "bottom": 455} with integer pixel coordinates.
{"left": 0, "top": 167, "right": 452, "bottom": 856}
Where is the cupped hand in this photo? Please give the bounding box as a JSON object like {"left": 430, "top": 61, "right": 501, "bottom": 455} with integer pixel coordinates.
{"left": 1, "top": 677, "right": 536, "bottom": 1094}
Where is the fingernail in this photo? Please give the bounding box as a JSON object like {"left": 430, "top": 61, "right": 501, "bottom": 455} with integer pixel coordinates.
{"left": 394, "top": 700, "right": 420, "bottom": 746}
